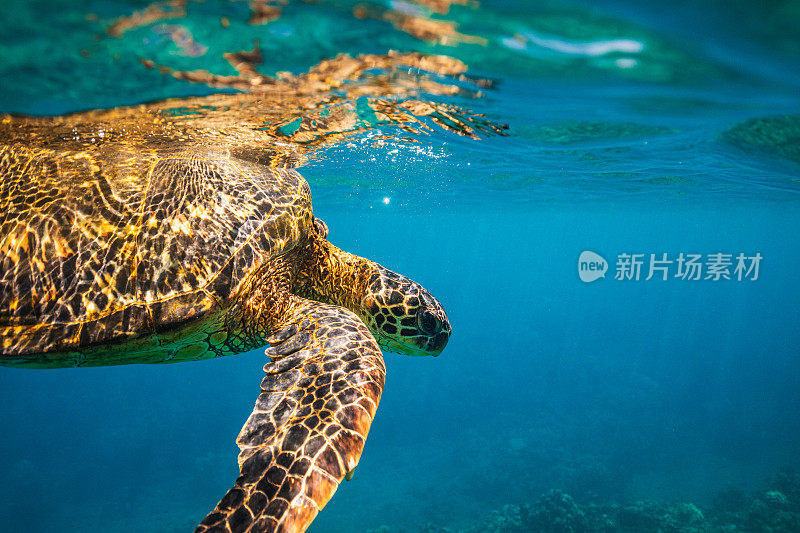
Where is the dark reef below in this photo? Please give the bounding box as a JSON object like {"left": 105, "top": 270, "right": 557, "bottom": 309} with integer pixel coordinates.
{"left": 367, "top": 468, "right": 800, "bottom": 533}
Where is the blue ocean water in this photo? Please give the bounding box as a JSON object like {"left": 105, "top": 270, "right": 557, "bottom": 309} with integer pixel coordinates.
{"left": 1, "top": 0, "right": 800, "bottom": 532}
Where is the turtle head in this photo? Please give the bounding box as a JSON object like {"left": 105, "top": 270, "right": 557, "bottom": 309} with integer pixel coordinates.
{"left": 296, "top": 218, "right": 451, "bottom": 356}
{"left": 360, "top": 266, "right": 451, "bottom": 357}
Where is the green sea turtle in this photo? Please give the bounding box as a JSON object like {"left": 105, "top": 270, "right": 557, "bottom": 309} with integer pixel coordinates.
{"left": 0, "top": 102, "right": 451, "bottom": 531}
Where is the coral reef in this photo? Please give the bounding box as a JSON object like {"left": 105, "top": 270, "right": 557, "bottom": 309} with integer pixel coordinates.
{"left": 402, "top": 468, "right": 800, "bottom": 533}
{"left": 722, "top": 115, "right": 800, "bottom": 165}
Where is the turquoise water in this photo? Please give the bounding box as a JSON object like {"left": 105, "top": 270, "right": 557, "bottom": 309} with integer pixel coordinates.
{"left": 2, "top": 0, "right": 800, "bottom": 531}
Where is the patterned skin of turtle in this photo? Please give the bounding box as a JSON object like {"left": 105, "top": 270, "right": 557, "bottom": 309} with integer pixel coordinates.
{"left": 0, "top": 108, "right": 451, "bottom": 532}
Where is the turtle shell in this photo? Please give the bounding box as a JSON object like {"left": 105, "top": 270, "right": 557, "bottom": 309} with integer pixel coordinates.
{"left": 0, "top": 116, "right": 313, "bottom": 362}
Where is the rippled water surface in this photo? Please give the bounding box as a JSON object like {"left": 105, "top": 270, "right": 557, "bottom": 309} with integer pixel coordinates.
{"left": 2, "top": 0, "right": 800, "bottom": 531}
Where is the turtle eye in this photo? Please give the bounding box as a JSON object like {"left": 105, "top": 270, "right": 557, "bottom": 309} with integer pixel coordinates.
{"left": 417, "top": 309, "right": 441, "bottom": 335}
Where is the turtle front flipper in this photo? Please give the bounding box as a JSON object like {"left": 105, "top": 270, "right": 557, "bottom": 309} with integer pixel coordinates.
{"left": 196, "top": 297, "right": 385, "bottom": 533}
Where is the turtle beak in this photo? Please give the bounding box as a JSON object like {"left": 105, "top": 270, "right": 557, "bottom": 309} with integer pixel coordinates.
{"left": 427, "top": 329, "right": 450, "bottom": 356}
{"left": 419, "top": 295, "right": 451, "bottom": 357}
{"left": 376, "top": 325, "right": 450, "bottom": 356}
{"left": 423, "top": 309, "right": 451, "bottom": 356}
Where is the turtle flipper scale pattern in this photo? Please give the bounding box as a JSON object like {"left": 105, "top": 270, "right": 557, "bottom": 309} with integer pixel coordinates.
{"left": 196, "top": 297, "right": 385, "bottom": 533}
